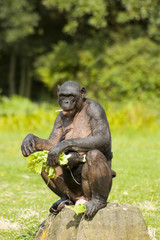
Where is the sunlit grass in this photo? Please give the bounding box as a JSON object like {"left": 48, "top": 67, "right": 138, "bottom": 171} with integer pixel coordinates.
{"left": 109, "top": 129, "right": 160, "bottom": 239}
{"left": 0, "top": 128, "right": 159, "bottom": 239}
{"left": 0, "top": 131, "right": 58, "bottom": 239}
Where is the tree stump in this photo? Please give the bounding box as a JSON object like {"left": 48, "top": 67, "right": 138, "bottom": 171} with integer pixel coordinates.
{"left": 35, "top": 203, "right": 150, "bottom": 240}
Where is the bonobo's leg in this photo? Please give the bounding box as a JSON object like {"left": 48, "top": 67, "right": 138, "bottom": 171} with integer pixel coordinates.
{"left": 62, "top": 163, "right": 84, "bottom": 196}
{"left": 41, "top": 166, "right": 80, "bottom": 213}
{"left": 41, "top": 167, "right": 64, "bottom": 197}
{"left": 82, "top": 149, "right": 112, "bottom": 218}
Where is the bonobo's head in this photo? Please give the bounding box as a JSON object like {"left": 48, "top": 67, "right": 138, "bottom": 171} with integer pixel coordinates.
{"left": 58, "top": 81, "right": 87, "bottom": 117}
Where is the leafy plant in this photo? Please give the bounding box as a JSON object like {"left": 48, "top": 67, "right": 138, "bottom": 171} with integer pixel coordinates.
{"left": 58, "top": 152, "right": 71, "bottom": 165}
{"left": 27, "top": 151, "right": 71, "bottom": 178}
{"left": 66, "top": 204, "right": 86, "bottom": 215}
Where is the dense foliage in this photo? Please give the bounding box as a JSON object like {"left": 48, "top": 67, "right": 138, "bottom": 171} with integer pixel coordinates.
{"left": 0, "top": 0, "right": 160, "bottom": 103}
{"left": 0, "top": 95, "right": 159, "bottom": 132}
{"left": 35, "top": 38, "right": 160, "bottom": 102}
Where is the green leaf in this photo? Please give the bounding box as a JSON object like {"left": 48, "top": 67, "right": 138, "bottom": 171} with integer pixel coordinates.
{"left": 58, "top": 152, "right": 71, "bottom": 165}
{"left": 27, "top": 151, "right": 70, "bottom": 177}
{"left": 27, "top": 150, "right": 49, "bottom": 174}
{"left": 47, "top": 166, "right": 57, "bottom": 178}
{"left": 66, "top": 204, "right": 86, "bottom": 215}
{"left": 34, "top": 161, "right": 43, "bottom": 174}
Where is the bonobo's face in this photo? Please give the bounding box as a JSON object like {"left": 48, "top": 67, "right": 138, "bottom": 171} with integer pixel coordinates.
{"left": 58, "top": 81, "right": 86, "bottom": 117}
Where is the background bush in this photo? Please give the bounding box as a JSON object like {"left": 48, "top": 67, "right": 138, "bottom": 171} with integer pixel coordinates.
{"left": 0, "top": 95, "right": 159, "bottom": 132}
{"left": 0, "top": 0, "right": 160, "bottom": 104}
{"left": 35, "top": 38, "right": 160, "bottom": 103}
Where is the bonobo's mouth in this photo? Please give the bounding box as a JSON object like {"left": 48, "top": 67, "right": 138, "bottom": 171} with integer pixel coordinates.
{"left": 62, "top": 109, "right": 75, "bottom": 116}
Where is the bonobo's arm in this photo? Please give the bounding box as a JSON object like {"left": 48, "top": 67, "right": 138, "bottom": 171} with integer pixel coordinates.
{"left": 47, "top": 101, "right": 111, "bottom": 165}
{"left": 21, "top": 114, "right": 63, "bottom": 157}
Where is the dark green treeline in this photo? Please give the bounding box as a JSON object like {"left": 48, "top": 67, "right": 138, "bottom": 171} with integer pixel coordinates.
{"left": 0, "top": 0, "right": 160, "bottom": 103}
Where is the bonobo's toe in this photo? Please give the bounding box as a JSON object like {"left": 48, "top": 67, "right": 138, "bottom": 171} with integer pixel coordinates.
{"left": 49, "top": 196, "right": 73, "bottom": 215}
{"left": 85, "top": 199, "right": 107, "bottom": 218}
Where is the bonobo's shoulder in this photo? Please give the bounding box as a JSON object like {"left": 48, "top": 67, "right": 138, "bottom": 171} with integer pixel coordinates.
{"left": 85, "top": 98, "right": 105, "bottom": 111}
{"left": 85, "top": 98, "right": 106, "bottom": 118}
{"left": 54, "top": 111, "right": 63, "bottom": 124}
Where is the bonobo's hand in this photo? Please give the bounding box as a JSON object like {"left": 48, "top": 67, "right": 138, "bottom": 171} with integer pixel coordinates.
{"left": 67, "top": 152, "right": 82, "bottom": 168}
{"left": 21, "top": 134, "right": 37, "bottom": 157}
{"left": 47, "top": 146, "right": 61, "bottom": 166}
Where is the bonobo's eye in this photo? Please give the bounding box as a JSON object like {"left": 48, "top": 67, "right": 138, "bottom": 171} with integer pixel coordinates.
{"left": 59, "top": 94, "right": 75, "bottom": 101}
{"left": 59, "top": 94, "right": 65, "bottom": 99}
{"left": 68, "top": 95, "right": 75, "bottom": 101}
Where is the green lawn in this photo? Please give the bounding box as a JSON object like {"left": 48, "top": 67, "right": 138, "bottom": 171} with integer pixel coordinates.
{"left": 0, "top": 129, "right": 159, "bottom": 239}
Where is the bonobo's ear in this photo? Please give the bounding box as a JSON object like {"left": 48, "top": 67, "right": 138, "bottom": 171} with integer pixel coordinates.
{"left": 57, "top": 85, "right": 61, "bottom": 94}
{"left": 81, "top": 87, "right": 87, "bottom": 98}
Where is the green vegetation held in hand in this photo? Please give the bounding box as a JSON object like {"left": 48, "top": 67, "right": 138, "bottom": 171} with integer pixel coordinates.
{"left": 27, "top": 150, "right": 49, "bottom": 175}
{"left": 27, "top": 151, "right": 70, "bottom": 178}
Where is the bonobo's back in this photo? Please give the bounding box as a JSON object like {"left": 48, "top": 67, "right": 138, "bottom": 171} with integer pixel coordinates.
{"left": 85, "top": 98, "right": 113, "bottom": 165}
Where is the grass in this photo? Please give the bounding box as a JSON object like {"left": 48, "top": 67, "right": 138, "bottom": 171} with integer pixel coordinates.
{"left": 109, "top": 128, "right": 160, "bottom": 239}
{"left": 0, "top": 131, "right": 59, "bottom": 240}
{"left": 0, "top": 128, "right": 160, "bottom": 239}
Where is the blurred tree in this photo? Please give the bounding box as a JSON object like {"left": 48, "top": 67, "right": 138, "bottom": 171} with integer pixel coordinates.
{"left": 0, "top": 0, "right": 160, "bottom": 102}
{"left": 34, "top": 0, "right": 160, "bottom": 102}
{"left": 118, "top": 0, "right": 160, "bottom": 41}
{"left": 43, "top": 0, "right": 107, "bottom": 34}
{"left": 0, "top": 0, "right": 39, "bottom": 96}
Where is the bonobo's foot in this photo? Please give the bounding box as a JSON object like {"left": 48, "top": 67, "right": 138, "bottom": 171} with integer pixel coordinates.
{"left": 49, "top": 196, "right": 73, "bottom": 215}
{"left": 84, "top": 199, "right": 107, "bottom": 218}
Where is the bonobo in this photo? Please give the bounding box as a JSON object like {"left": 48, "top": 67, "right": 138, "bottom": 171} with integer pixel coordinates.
{"left": 21, "top": 81, "right": 116, "bottom": 218}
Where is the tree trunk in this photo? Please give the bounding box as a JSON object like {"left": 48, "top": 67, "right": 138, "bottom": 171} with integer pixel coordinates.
{"left": 8, "top": 50, "right": 16, "bottom": 96}
{"left": 25, "top": 64, "right": 32, "bottom": 98}
{"left": 19, "top": 57, "right": 26, "bottom": 96}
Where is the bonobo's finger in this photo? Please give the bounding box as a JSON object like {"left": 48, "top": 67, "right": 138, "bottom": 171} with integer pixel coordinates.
{"left": 47, "top": 157, "right": 55, "bottom": 166}
{"left": 22, "top": 150, "right": 27, "bottom": 157}
{"left": 21, "top": 144, "right": 29, "bottom": 157}
{"left": 47, "top": 159, "right": 54, "bottom": 166}
{"left": 85, "top": 208, "right": 92, "bottom": 218}
{"left": 21, "top": 144, "right": 24, "bottom": 153}
{"left": 21, "top": 145, "right": 27, "bottom": 157}
{"left": 47, "top": 154, "right": 58, "bottom": 166}
{"left": 31, "top": 140, "right": 36, "bottom": 152}
{"left": 46, "top": 155, "right": 52, "bottom": 166}
{"left": 46, "top": 158, "right": 50, "bottom": 165}
{"left": 47, "top": 152, "right": 52, "bottom": 164}
{"left": 28, "top": 144, "right": 34, "bottom": 154}
{"left": 24, "top": 145, "right": 31, "bottom": 157}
